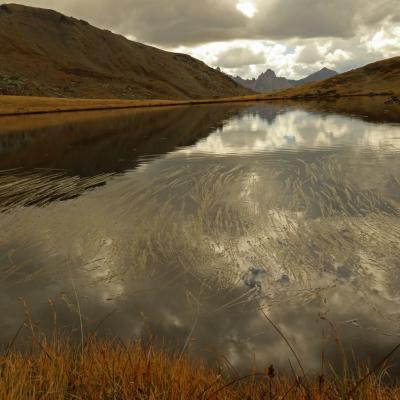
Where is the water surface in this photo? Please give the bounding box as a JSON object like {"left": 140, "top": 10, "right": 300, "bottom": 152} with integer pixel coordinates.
{"left": 1, "top": 101, "right": 400, "bottom": 374}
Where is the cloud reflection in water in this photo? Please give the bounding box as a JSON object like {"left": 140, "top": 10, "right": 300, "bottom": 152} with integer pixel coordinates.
{"left": 0, "top": 103, "right": 400, "bottom": 373}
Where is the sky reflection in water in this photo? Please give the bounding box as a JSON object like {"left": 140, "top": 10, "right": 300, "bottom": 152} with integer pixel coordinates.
{"left": 1, "top": 103, "right": 400, "bottom": 374}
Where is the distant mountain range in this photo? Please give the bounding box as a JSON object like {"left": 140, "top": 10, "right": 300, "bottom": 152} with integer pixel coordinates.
{"left": 232, "top": 67, "right": 338, "bottom": 93}
{"left": 239, "top": 56, "right": 400, "bottom": 101}
{"left": 0, "top": 4, "right": 252, "bottom": 100}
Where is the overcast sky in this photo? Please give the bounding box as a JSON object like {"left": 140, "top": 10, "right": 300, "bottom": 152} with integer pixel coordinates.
{"left": 10, "top": 0, "right": 400, "bottom": 79}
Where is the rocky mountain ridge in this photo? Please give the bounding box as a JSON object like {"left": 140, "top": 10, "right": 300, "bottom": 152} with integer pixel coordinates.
{"left": 233, "top": 67, "right": 338, "bottom": 93}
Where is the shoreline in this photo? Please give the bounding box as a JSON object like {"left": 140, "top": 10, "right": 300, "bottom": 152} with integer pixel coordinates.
{"left": 2, "top": 334, "right": 399, "bottom": 399}
{"left": 0, "top": 92, "right": 394, "bottom": 117}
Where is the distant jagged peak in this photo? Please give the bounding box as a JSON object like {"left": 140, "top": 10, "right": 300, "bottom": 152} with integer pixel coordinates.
{"left": 320, "top": 66, "right": 336, "bottom": 73}
{"left": 259, "top": 68, "right": 277, "bottom": 78}
{"left": 231, "top": 65, "right": 339, "bottom": 93}
{"left": 294, "top": 67, "right": 338, "bottom": 85}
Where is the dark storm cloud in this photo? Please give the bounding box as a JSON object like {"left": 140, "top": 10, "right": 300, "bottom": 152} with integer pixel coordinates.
{"left": 118, "top": 0, "right": 248, "bottom": 45}
{"left": 252, "top": 0, "right": 356, "bottom": 39}
{"left": 10, "top": 0, "right": 400, "bottom": 46}
{"left": 251, "top": 0, "right": 400, "bottom": 41}
{"left": 11, "top": 0, "right": 248, "bottom": 45}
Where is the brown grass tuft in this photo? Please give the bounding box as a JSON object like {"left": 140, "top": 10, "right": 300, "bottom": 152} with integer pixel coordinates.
{"left": 1, "top": 334, "right": 400, "bottom": 399}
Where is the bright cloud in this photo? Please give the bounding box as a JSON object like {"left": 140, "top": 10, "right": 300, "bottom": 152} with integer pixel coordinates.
{"left": 364, "top": 24, "right": 400, "bottom": 56}
{"left": 236, "top": 1, "right": 257, "bottom": 18}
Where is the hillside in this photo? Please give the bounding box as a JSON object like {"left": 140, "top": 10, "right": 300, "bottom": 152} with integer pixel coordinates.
{"left": 0, "top": 4, "right": 252, "bottom": 100}
{"left": 257, "top": 57, "right": 400, "bottom": 100}
{"left": 233, "top": 67, "right": 337, "bottom": 93}
{"left": 290, "top": 67, "right": 337, "bottom": 86}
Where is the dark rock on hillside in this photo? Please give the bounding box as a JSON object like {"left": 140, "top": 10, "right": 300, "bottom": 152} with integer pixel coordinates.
{"left": 385, "top": 95, "right": 400, "bottom": 104}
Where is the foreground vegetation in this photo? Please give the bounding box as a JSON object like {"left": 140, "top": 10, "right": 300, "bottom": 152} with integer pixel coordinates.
{"left": 0, "top": 332, "right": 399, "bottom": 400}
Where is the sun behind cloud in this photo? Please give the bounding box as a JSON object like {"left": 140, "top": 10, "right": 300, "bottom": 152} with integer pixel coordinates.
{"left": 236, "top": 0, "right": 257, "bottom": 18}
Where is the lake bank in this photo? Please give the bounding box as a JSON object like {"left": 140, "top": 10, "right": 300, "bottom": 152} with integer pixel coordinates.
{"left": 1, "top": 91, "right": 398, "bottom": 117}
{"left": 2, "top": 334, "right": 399, "bottom": 400}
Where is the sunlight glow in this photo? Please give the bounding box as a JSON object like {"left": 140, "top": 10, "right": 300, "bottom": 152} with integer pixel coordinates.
{"left": 236, "top": 1, "right": 257, "bottom": 18}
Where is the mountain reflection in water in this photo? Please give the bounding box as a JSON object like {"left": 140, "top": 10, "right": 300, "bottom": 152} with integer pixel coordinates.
{"left": 1, "top": 101, "right": 400, "bottom": 374}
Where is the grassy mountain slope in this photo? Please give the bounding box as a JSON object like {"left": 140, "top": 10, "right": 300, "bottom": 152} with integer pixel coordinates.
{"left": 0, "top": 4, "right": 252, "bottom": 100}
{"left": 257, "top": 57, "right": 400, "bottom": 99}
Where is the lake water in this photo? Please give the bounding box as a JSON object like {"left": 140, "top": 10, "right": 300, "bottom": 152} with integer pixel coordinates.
{"left": 1, "top": 100, "right": 400, "bottom": 374}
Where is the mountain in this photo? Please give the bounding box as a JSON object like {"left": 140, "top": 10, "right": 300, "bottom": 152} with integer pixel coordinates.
{"left": 251, "top": 57, "right": 400, "bottom": 100}
{"left": 233, "top": 67, "right": 338, "bottom": 93}
{"left": 0, "top": 4, "right": 252, "bottom": 100}
{"left": 234, "top": 69, "right": 292, "bottom": 92}
{"left": 290, "top": 67, "right": 337, "bottom": 86}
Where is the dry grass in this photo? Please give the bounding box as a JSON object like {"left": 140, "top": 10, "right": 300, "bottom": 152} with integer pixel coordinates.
{"left": 0, "top": 95, "right": 189, "bottom": 116}
{"left": 0, "top": 332, "right": 399, "bottom": 400}
{"left": 0, "top": 95, "right": 257, "bottom": 116}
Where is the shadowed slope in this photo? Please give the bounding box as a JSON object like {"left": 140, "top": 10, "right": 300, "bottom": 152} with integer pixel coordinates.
{"left": 0, "top": 4, "right": 251, "bottom": 100}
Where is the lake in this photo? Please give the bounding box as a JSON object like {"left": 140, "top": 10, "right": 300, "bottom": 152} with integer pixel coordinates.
{"left": 1, "top": 99, "right": 400, "bottom": 374}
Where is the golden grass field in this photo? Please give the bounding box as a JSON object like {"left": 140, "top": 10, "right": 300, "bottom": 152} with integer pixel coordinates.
{"left": 2, "top": 334, "right": 400, "bottom": 400}
{"left": 0, "top": 95, "right": 189, "bottom": 116}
